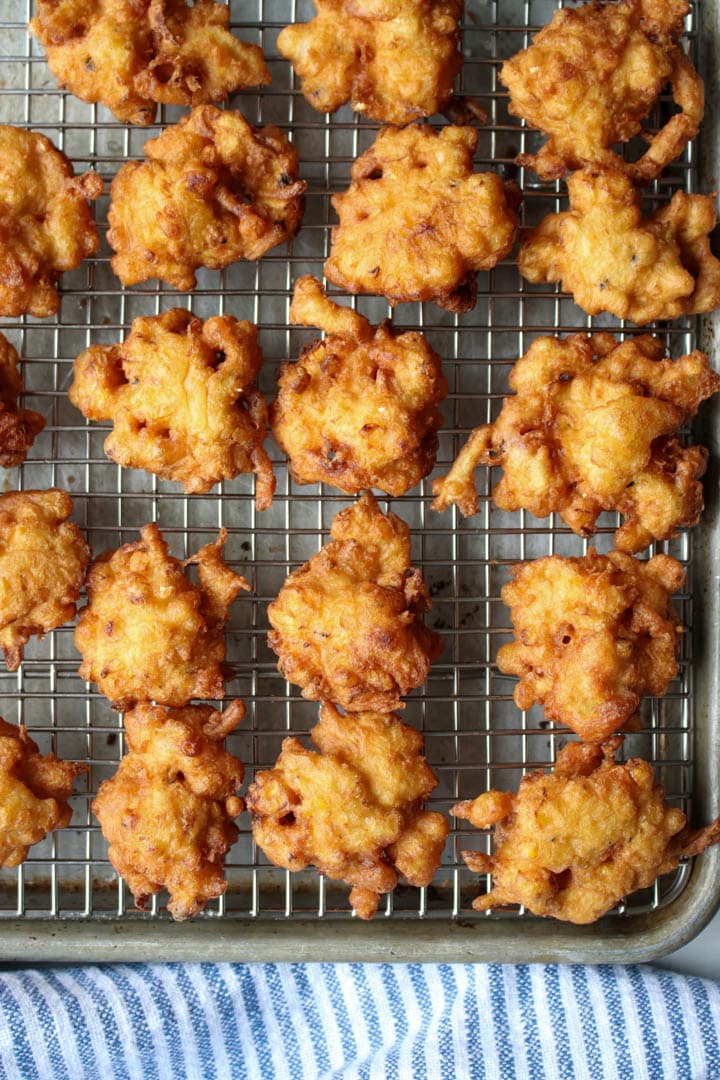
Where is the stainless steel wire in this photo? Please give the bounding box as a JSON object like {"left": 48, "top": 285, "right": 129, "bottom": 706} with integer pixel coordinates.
{"left": 0, "top": 0, "right": 700, "bottom": 921}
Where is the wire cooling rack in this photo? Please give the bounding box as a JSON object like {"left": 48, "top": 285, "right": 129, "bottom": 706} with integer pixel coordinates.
{"left": 0, "top": 0, "right": 703, "bottom": 929}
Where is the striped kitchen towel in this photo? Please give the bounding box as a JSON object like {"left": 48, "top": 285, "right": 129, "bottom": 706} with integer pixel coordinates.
{"left": 0, "top": 963, "right": 718, "bottom": 1080}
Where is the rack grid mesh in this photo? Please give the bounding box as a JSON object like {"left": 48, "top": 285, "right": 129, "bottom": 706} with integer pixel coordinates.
{"left": 0, "top": 0, "right": 702, "bottom": 922}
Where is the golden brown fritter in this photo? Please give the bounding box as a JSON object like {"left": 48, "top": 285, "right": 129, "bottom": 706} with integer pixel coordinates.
{"left": 453, "top": 738, "right": 720, "bottom": 924}
{"left": 518, "top": 168, "right": 720, "bottom": 325}
{"left": 0, "top": 717, "right": 87, "bottom": 868}
{"left": 432, "top": 334, "right": 720, "bottom": 553}
{"left": 30, "top": 0, "right": 270, "bottom": 126}
{"left": 75, "top": 523, "right": 248, "bottom": 710}
{"left": 0, "top": 332, "right": 45, "bottom": 468}
{"left": 0, "top": 489, "right": 89, "bottom": 672}
{"left": 268, "top": 493, "right": 443, "bottom": 712}
{"left": 70, "top": 308, "right": 275, "bottom": 507}
{"left": 247, "top": 702, "right": 448, "bottom": 919}
{"left": 325, "top": 124, "right": 521, "bottom": 312}
{"left": 500, "top": 0, "right": 703, "bottom": 181}
{"left": 271, "top": 276, "right": 447, "bottom": 496}
{"left": 107, "top": 106, "right": 306, "bottom": 290}
{"left": 0, "top": 125, "right": 102, "bottom": 318}
{"left": 497, "top": 550, "right": 684, "bottom": 742}
{"left": 277, "top": 0, "right": 462, "bottom": 124}
{"left": 93, "top": 700, "right": 245, "bottom": 920}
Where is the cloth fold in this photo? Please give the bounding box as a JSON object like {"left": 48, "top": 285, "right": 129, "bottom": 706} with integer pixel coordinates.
{"left": 0, "top": 962, "right": 717, "bottom": 1079}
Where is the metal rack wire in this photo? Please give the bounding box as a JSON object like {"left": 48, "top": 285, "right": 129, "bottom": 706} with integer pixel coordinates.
{"left": 0, "top": 0, "right": 701, "bottom": 924}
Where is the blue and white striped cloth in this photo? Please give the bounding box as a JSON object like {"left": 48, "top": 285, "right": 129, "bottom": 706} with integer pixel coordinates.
{"left": 0, "top": 963, "right": 718, "bottom": 1079}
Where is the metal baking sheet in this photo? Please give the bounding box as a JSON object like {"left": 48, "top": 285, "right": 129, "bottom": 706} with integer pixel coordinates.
{"left": 0, "top": 0, "right": 717, "bottom": 962}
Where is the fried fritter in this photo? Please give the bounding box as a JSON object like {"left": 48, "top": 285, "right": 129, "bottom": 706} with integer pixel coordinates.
{"left": 247, "top": 702, "right": 448, "bottom": 919}
{"left": 497, "top": 550, "right": 684, "bottom": 742}
{"left": 75, "top": 523, "right": 248, "bottom": 710}
{"left": 0, "top": 490, "right": 89, "bottom": 672}
{"left": 107, "top": 106, "right": 305, "bottom": 290}
{"left": 0, "top": 332, "right": 45, "bottom": 468}
{"left": 267, "top": 492, "right": 443, "bottom": 712}
{"left": 453, "top": 738, "right": 720, "bottom": 924}
{"left": 500, "top": 0, "right": 703, "bottom": 181}
{"left": 432, "top": 333, "right": 720, "bottom": 553}
{"left": 518, "top": 168, "right": 720, "bottom": 325}
{"left": 325, "top": 124, "right": 521, "bottom": 312}
{"left": 70, "top": 308, "right": 275, "bottom": 507}
{"left": 271, "top": 276, "right": 447, "bottom": 496}
{"left": 277, "top": 0, "right": 462, "bottom": 124}
{"left": 30, "top": 0, "right": 270, "bottom": 126}
{"left": 0, "top": 718, "right": 87, "bottom": 868}
{"left": 0, "top": 125, "right": 102, "bottom": 318}
{"left": 93, "top": 700, "right": 245, "bottom": 920}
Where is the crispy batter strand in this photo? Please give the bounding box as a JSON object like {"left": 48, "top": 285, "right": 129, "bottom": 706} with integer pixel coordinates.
{"left": 30, "top": 0, "right": 270, "bottom": 125}
{"left": 247, "top": 702, "right": 448, "bottom": 919}
{"left": 432, "top": 333, "right": 720, "bottom": 553}
{"left": 272, "top": 276, "right": 447, "bottom": 495}
{"left": 497, "top": 550, "right": 684, "bottom": 742}
{"left": 268, "top": 492, "right": 443, "bottom": 712}
{"left": 108, "top": 106, "right": 305, "bottom": 289}
{"left": 70, "top": 308, "right": 275, "bottom": 506}
{"left": 453, "top": 738, "right": 720, "bottom": 923}
{"left": 0, "top": 717, "right": 87, "bottom": 868}
{"left": 0, "top": 332, "right": 45, "bottom": 467}
{"left": 277, "top": 0, "right": 462, "bottom": 124}
{"left": 0, "top": 125, "right": 102, "bottom": 318}
{"left": 518, "top": 168, "right": 720, "bottom": 325}
{"left": 0, "top": 489, "right": 89, "bottom": 671}
{"left": 75, "top": 523, "right": 248, "bottom": 709}
{"left": 325, "top": 125, "right": 520, "bottom": 312}
{"left": 500, "top": 0, "right": 703, "bottom": 180}
{"left": 93, "top": 700, "right": 245, "bottom": 920}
